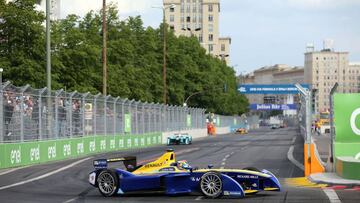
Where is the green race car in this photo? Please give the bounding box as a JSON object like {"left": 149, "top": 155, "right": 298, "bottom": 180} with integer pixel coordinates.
{"left": 167, "top": 133, "right": 192, "bottom": 145}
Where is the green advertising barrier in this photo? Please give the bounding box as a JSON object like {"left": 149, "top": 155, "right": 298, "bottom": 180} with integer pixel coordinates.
{"left": 0, "top": 133, "right": 162, "bottom": 169}
{"left": 333, "top": 93, "right": 360, "bottom": 180}
{"left": 187, "top": 115, "right": 192, "bottom": 127}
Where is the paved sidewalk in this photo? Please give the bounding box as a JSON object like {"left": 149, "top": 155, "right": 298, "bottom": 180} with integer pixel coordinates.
{"left": 312, "top": 133, "right": 331, "bottom": 163}
{"left": 310, "top": 173, "right": 360, "bottom": 185}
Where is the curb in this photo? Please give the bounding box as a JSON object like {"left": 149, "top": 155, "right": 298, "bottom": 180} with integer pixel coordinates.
{"left": 309, "top": 173, "right": 360, "bottom": 186}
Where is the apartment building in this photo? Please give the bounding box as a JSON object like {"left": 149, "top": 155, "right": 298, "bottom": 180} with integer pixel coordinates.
{"left": 303, "top": 48, "right": 360, "bottom": 113}
{"left": 163, "top": 0, "right": 231, "bottom": 64}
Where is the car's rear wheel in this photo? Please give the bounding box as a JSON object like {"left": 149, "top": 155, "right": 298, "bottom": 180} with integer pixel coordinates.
{"left": 97, "top": 169, "right": 119, "bottom": 197}
{"left": 185, "top": 138, "right": 189, "bottom": 145}
{"left": 167, "top": 138, "right": 171, "bottom": 145}
{"left": 200, "top": 172, "right": 223, "bottom": 198}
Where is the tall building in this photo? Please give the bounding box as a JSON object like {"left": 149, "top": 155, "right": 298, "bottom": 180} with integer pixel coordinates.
{"left": 163, "top": 0, "right": 231, "bottom": 64}
{"left": 303, "top": 43, "right": 360, "bottom": 113}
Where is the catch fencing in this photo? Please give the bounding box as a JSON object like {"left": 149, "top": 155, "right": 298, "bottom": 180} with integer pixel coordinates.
{"left": 0, "top": 82, "right": 245, "bottom": 143}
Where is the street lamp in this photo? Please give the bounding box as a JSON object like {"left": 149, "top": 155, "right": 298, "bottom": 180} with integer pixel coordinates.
{"left": 152, "top": 4, "right": 176, "bottom": 105}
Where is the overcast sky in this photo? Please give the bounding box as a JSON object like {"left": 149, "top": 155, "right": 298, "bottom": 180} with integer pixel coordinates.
{"left": 40, "top": 0, "right": 360, "bottom": 75}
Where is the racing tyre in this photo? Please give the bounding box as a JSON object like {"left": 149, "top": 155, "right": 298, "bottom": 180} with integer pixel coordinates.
{"left": 167, "top": 138, "right": 171, "bottom": 145}
{"left": 200, "top": 172, "right": 223, "bottom": 198}
{"left": 243, "top": 167, "right": 261, "bottom": 172}
{"left": 185, "top": 138, "right": 189, "bottom": 145}
{"left": 97, "top": 169, "right": 119, "bottom": 197}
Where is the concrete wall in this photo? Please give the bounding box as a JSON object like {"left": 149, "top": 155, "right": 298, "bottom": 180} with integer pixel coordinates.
{"left": 162, "top": 128, "right": 208, "bottom": 144}
{"left": 216, "top": 126, "right": 230, "bottom": 135}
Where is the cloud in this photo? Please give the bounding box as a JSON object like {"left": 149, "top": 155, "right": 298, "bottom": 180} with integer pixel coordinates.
{"left": 287, "top": 0, "right": 360, "bottom": 10}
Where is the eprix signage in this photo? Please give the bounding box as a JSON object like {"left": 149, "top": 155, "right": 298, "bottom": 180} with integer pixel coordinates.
{"left": 238, "top": 84, "right": 310, "bottom": 94}
{"left": 250, "top": 104, "right": 297, "bottom": 111}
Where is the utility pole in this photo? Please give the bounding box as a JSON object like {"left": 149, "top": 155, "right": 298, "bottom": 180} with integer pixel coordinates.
{"left": 46, "top": 0, "right": 52, "bottom": 139}
{"left": 102, "top": 0, "right": 107, "bottom": 95}
{"left": 162, "top": 8, "right": 167, "bottom": 104}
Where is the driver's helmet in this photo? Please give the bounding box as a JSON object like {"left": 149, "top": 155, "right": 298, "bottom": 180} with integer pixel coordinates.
{"left": 177, "top": 160, "right": 190, "bottom": 170}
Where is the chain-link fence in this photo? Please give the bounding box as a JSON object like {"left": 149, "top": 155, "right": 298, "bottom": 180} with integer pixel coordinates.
{"left": 0, "top": 82, "right": 248, "bottom": 143}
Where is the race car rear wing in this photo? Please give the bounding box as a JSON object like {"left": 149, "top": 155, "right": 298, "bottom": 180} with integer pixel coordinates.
{"left": 93, "top": 156, "right": 137, "bottom": 172}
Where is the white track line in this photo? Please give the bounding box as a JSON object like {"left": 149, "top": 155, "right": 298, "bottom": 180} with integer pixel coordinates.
{"left": 0, "top": 157, "right": 92, "bottom": 191}
{"left": 195, "top": 196, "right": 203, "bottom": 200}
{"left": 287, "top": 145, "right": 304, "bottom": 171}
{"left": 0, "top": 166, "right": 30, "bottom": 176}
{"left": 323, "top": 188, "right": 342, "bottom": 203}
{"left": 62, "top": 197, "right": 78, "bottom": 203}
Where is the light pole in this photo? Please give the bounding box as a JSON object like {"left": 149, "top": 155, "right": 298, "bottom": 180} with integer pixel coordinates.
{"left": 102, "top": 0, "right": 107, "bottom": 96}
{"left": 152, "top": 4, "right": 176, "bottom": 105}
{"left": 0, "top": 68, "right": 2, "bottom": 141}
{"left": 46, "top": 0, "right": 52, "bottom": 138}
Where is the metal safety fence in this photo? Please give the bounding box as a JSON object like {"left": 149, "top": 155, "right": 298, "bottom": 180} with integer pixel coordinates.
{"left": 0, "top": 82, "right": 245, "bottom": 143}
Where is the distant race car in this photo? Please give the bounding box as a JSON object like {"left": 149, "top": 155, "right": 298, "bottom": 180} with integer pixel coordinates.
{"left": 271, "top": 124, "right": 280, "bottom": 129}
{"left": 89, "top": 149, "right": 281, "bottom": 198}
{"left": 167, "top": 133, "right": 192, "bottom": 145}
{"left": 235, "top": 128, "right": 248, "bottom": 134}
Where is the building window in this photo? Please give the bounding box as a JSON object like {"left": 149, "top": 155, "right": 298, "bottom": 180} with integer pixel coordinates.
{"left": 208, "top": 24, "right": 213, "bottom": 32}
{"left": 170, "top": 25, "right": 175, "bottom": 30}
{"left": 221, "top": 44, "right": 225, "bottom": 51}
{"left": 181, "top": 4, "right": 184, "bottom": 13}
{"left": 199, "top": 4, "right": 203, "bottom": 12}
{"left": 193, "top": 3, "right": 197, "bottom": 12}
{"left": 198, "top": 15, "right": 202, "bottom": 22}
{"left": 170, "top": 15, "right": 174, "bottom": 22}
{"left": 193, "top": 14, "right": 197, "bottom": 22}
{"left": 181, "top": 24, "right": 185, "bottom": 29}
{"left": 186, "top": 4, "right": 190, "bottom": 12}
{"left": 181, "top": 14, "right": 184, "bottom": 22}
{"left": 199, "top": 34, "right": 203, "bottom": 42}
{"left": 170, "top": 7, "right": 175, "bottom": 12}
{"left": 208, "top": 44, "right": 213, "bottom": 52}
{"left": 186, "top": 16, "right": 191, "bottom": 22}
{"left": 208, "top": 34, "right": 213, "bottom": 41}
{"left": 208, "top": 4, "right": 213, "bottom": 12}
{"left": 208, "top": 14, "right": 213, "bottom": 22}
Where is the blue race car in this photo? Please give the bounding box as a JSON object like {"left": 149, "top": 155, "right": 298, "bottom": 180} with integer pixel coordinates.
{"left": 167, "top": 133, "right": 192, "bottom": 145}
{"left": 89, "top": 149, "right": 281, "bottom": 198}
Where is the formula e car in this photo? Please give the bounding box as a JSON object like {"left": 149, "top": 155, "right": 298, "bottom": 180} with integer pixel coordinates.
{"left": 89, "top": 149, "right": 281, "bottom": 198}
{"left": 167, "top": 133, "right": 192, "bottom": 145}
{"left": 235, "top": 128, "right": 248, "bottom": 134}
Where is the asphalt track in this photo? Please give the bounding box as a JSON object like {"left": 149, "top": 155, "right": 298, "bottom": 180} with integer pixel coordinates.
{"left": 0, "top": 127, "right": 359, "bottom": 203}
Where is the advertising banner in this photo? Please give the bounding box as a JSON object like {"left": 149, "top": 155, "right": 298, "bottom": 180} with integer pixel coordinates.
{"left": 187, "top": 115, "right": 192, "bottom": 127}
{"left": 124, "top": 114, "right": 131, "bottom": 133}
{"left": 0, "top": 133, "right": 162, "bottom": 169}
{"left": 249, "top": 103, "right": 297, "bottom": 111}
{"left": 238, "top": 84, "right": 310, "bottom": 94}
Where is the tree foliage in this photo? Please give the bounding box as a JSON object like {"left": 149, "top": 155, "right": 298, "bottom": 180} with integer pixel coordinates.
{"left": 0, "top": 0, "right": 248, "bottom": 115}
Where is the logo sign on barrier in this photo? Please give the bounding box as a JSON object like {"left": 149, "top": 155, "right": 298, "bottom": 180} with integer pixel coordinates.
{"left": 250, "top": 104, "right": 297, "bottom": 111}
{"left": 187, "top": 115, "right": 192, "bottom": 127}
{"left": 124, "top": 114, "right": 131, "bottom": 133}
{"left": 334, "top": 93, "right": 360, "bottom": 143}
{"left": 238, "top": 84, "right": 310, "bottom": 94}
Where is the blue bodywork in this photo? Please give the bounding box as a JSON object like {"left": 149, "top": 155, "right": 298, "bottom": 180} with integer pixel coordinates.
{"left": 89, "top": 168, "right": 281, "bottom": 198}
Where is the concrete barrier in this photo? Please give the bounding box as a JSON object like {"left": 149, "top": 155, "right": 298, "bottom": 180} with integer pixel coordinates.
{"left": 216, "top": 126, "right": 231, "bottom": 135}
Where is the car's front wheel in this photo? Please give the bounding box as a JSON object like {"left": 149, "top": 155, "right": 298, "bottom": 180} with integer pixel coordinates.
{"left": 97, "top": 169, "right": 119, "bottom": 197}
{"left": 200, "top": 172, "right": 223, "bottom": 198}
